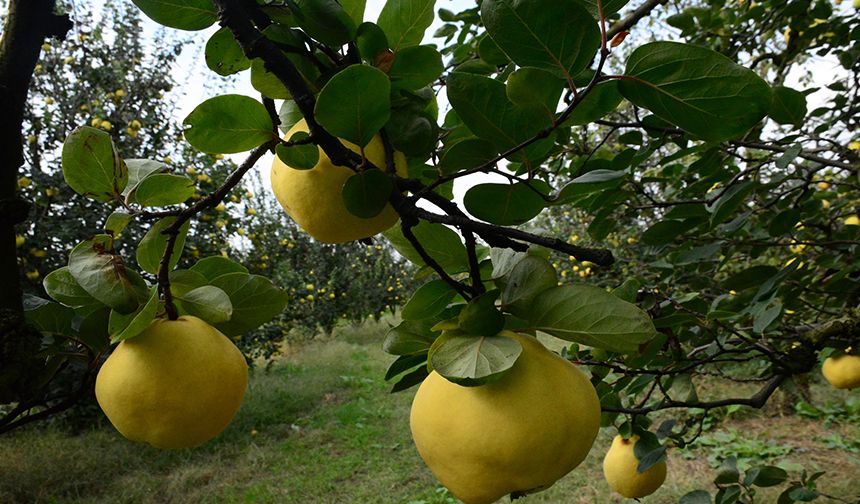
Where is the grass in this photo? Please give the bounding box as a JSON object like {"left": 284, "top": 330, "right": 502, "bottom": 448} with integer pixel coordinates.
{"left": 1, "top": 320, "right": 859, "bottom": 503}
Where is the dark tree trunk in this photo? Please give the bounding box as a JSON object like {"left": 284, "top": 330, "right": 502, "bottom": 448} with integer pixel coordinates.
{"left": 0, "top": 0, "right": 72, "bottom": 317}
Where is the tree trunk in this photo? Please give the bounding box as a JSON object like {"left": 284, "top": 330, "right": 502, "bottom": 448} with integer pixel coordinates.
{"left": 0, "top": 0, "right": 71, "bottom": 317}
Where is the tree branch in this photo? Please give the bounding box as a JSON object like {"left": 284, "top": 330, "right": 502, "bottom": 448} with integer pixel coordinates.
{"left": 607, "top": 0, "right": 670, "bottom": 39}
{"left": 155, "top": 142, "right": 273, "bottom": 318}
{"left": 213, "top": 0, "right": 362, "bottom": 170}
{"left": 602, "top": 374, "right": 787, "bottom": 415}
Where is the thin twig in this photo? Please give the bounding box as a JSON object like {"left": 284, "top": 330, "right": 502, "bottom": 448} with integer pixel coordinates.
{"left": 155, "top": 142, "right": 273, "bottom": 318}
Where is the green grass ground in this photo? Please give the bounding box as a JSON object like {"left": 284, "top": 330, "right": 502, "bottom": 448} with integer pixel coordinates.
{"left": 1, "top": 320, "right": 859, "bottom": 503}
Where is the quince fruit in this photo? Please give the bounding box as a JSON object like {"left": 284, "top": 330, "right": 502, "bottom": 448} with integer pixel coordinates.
{"left": 95, "top": 316, "right": 247, "bottom": 449}
{"left": 822, "top": 354, "right": 860, "bottom": 389}
{"left": 271, "top": 119, "right": 407, "bottom": 243}
{"left": 410, "top": 331, "right": 600, "bottom": 504}
{"left": 603, "top": 434, "right": 667, "bottom": 498}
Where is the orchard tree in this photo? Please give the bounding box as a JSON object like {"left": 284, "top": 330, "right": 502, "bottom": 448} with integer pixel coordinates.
{"left": 1, "top": 0, "right": 859, "bottom": 503}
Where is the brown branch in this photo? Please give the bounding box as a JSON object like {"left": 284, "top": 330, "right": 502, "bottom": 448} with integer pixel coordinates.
{"left": 400, "top": 218, "right": 474, "bottom": 299}
{"left": 213, "top": 0, "right": 362, "bottom": 170}
{"left": 155, "top": 142, "right": 273, "bottom": 319}
{"left": 602, "top": 374, "right": 787, "bottom": 415}
{"left": 400, "top": 198, "right": 615, "bottom": 266}
{"left": 607, "top": 0, "right": 670, "bottom": 38}
{"left": 731, "top": 140, "right": 856, "bottom": 171}
{"left": 597, "top": 119, "right": 857, "bottom": 171}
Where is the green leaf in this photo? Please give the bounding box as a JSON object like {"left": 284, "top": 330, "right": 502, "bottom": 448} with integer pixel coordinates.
{"left": 775, "top": 144, "right": 802, "bottom": 169}
{"left": 23, "top": 296, "right": 75, "bottom": 336}
{"left": 464, "top": 182, "right": 547, "bottom": 226}
{"left": 715, "top": 485, "right": 741, "bottom": 504}
{"left": 744, "top": 466, "right": 788, "bottom": 488}
{"left": 43, "top": 267, "right": 95, "bottom": 308}
{"left": 554, "top": 168, "right": 626, "bottom": 203}
{"left": 205, "top": 27, "right": 251, "bottom": 76}
{"left": 477, "top": 33, "right": 509, "bottom": 65}
{"left": 429, "top": 331, "right": 522, "bottom": 386}
{"left": 641, "top": 219, "right": 700, "bottom": 245}
{"left": 109, "top": 287, "right": 159, "bottom": 343}
{"left": 439, "top": 138, "right": 498, "bottom": 176}
{"left": 385, "top": 107, "right": 438, "bottom": 157}
{"left": 384, "top": 221, "right": 470, "bottom": 274}
{"left": 506, "top": 67, "right": 564, "bottom": 117}
{"left": 679, "top": 490, "right": 713, "bottom": 504}
{"left": 384, "top": 317, "right": 440, "bottom": 355}
{"left": 528, "top": 284, "right": 657, "bottom": 352}
{"left": 169, "top": 269, "right": 209, "bottom": 297}
{"left": 670, "top": 373, "right": 698, "bottom": 402}
{"left": 707, "top": 181, "right": 757, "bottom": 226}
{"left": 786, "top": 486, "right": 819, "bottom": 502}
{"left": 68, "top": 235, "right": 148, "bottom": 314}
{"left": 377, "top": 0, "right": 436, "bottom": 50}
{"left": 390, "top": 366, "right": 429, "bottom": 392}
{"left": 665, "top": 11, "right": 695, "bottom": 31}
{"left": 574, "top": 0, "right": 628, "bottom": 17}
{"left": 481, "top": 0, "right": 600, "bottom": 79}
{"left": 769, "top": 86, "right": 807, "bottom": 126}
{"left": 176, "top": 285, "right": 233, "bottom": 324}
{"left": 768, "top": 209, "right": 801, "bottom": 237}
{"left": 446, "top": 72, "right": 552, "bottom": 167}
{"left": 342, "top": 169, "right": 394, "bottom": 218}
{"left": 339, "top": 0, "right": 367, "bottom": 24}
{"left": 190, "top": 256, "right": 249, "bottom": 281}
{"left": 566, "top": 80, "right": 623, "bottom": 125}
{"left": 385, "top": 353, "right": 427, "bottom": 381}
{"left": 402, "top": 280, "right": 456, "bottom": 320}
{"left": 612, "top": 278, "right": 641, "bottom": 303}
{"left": 676, "top": 243, "right": 721, "bottom": 265}
{"left": 290, "top": 0, "right": 357, "bottom": 46}
{"left": 132, "top": 174, "right": 195, "bottom": 207}
{"left": 753, "top": 301, "right": 781, "bottom": 333}
{"left": 250, "top": 58, "right": 290, "bottom": 99}
{"left": 389, "top": 45, "right": 443, "bottom": 90}
{"left": 136, "top": 217, "right": 190, "bottom": 275}
{"left": 634, "top": 432, "right": 667, "bottom": 473}
{"left": 73, "top": 304, "right": 112, "bottom": 350}
{"left": 209, "top": 273, "right": 289, "bottom": 336}
{"left": 278, "top": 100, "right": 304, "bottom": 134}
{"left": 722, "top": 265, "right": 779, "bottom": 291}
{"left": 500, "top": 255, "right": 557, "bottom": 318}
{"left": 619, "top": 41, "right": 773, "bottom": 142}
{"left": 356, "top": 22, "right": 390, "bottom": 60}
{"left": 315, "top": 65, "right": 391, "bottom": 147}
{"left": 122, "top": 159, "right": 166, "bottom": 198}
{"left": 714, "top": 457, "right": 740, "bottom": 485}
{"left": 183, "top": 94, "right": 275, "bottom": 153}
{"left": 458, "top": 291, "right": 505, "bottom": 337}
{"left": 61, "top": 126, "right": 126, "bottom": 202}
{"left": 131, "top": 0, "right": 217, "bottom": 31}
{"left": 104, "top": 211, "right": 133, "bottom": 236}
{"left": 276, "top": 131, "right": 319, "bottom": 169}
{"left": 490, "top": 248, "right": 528, "bottom": 279}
